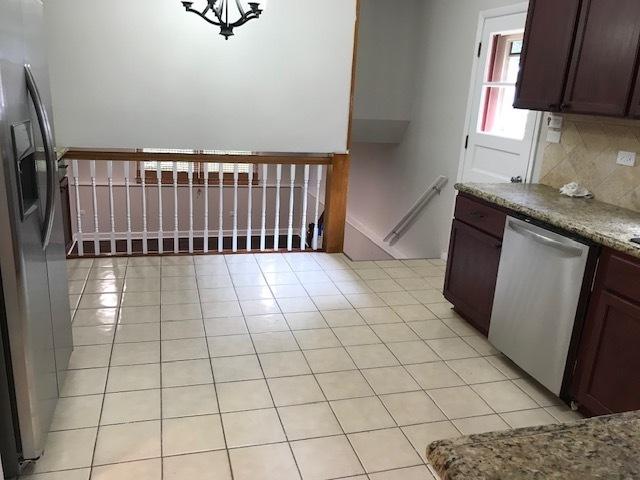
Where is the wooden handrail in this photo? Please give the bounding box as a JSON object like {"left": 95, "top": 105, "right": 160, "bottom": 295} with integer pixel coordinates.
{"left": 62, "top": 148, "right": 334, "bottom": 165}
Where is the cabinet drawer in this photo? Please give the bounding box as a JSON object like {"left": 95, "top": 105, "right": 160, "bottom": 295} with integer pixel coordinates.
{"left": 601, "top": 251, "right": 640, "bottom": 301}
{"left": 454, "top": 195, "right": 506, "bottom": 239}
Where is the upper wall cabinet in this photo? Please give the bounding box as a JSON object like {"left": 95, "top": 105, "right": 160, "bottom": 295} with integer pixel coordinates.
{"left": 515, "top": 0, "right": 640, "bottom": 118}
{"left": 514, "top": 0, "right": 581, "bottom": 111}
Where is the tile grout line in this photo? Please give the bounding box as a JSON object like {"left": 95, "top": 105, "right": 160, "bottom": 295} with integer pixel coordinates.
{"left": 284, "top": 297, "right": 370, "bottom": 479}
{"left": 86, "top": 258, "right": 122, "bottom": 478}
{"left": 197, "top": 258, "right": 236, "bottom": 480}
{"left": 326, "top": 291, "right": 438, "bottom": 471}
{"left": 61, "top": 254, "right": 551, "bottom": 479}
{"left": 227, "top": 253, "right": 307, "bottom": 480}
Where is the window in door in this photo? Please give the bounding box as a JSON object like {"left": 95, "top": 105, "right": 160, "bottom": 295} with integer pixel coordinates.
{"left": 478, "top": 33, "right": 528, "bottom": 140}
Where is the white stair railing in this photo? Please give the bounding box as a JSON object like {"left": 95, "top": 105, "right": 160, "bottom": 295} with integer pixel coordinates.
{"left": 384, "top": 175, "right": 449, "bottom": 246}
{"left": 64, "top": 154, "right": 331, "bottom": 257}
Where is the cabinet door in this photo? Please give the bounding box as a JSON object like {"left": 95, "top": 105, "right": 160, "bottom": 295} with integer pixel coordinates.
{"left": 563, "top": 0, "right": 640, "bottom": 116}
{"left": 573, "top": 290, "right": 640, "bottom": 415}
{"left": 444, "top": 220, "right": 502, "bottom": 336}
{"left": 514, "top": 0, "right": 581, "bottom": 111}
{"left": 629, "top": 64, "right": 640, "bottom": 118}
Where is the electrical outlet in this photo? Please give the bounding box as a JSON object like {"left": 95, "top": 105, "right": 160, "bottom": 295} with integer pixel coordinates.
{"left": 546, "top": 130, "right": 562, "bottom": 144}
{"left": 616, "top": 151, "right": 637, "bottom": 167}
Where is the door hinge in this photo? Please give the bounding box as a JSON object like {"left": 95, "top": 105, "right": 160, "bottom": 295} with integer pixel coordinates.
{"left": 464, "top": 135, "right": 469, "bottom": 149}
{"left": 477, "top": 42, "right": 482, "bottom": 58}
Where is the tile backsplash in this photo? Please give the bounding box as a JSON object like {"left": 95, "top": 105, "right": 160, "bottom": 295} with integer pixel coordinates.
{"left": 539, "top": 114, "right": 640, "bottom": 213}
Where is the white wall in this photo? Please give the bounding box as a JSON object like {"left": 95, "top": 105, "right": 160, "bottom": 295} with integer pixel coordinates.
{"left": 353, "top": 0, "right": 421, "bottom": 122}
{"left": 348, "top": 0, "right": 526, "bottom": 259}
{"left": 45, "top": 0, "right": 356, "bottom": 153}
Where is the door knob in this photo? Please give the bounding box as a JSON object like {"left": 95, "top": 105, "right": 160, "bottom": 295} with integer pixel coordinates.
{"left": 510, "top": 176, "right": 523, "bottom": 184}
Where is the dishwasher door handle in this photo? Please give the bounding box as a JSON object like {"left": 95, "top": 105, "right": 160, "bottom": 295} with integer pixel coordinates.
{"left": 508, "top": 220, "right": 584, "bottom": 257}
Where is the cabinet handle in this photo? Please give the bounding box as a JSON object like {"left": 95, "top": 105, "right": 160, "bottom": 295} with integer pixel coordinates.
{"left": 469, "top": 211, "right": 486, "bottom": 219}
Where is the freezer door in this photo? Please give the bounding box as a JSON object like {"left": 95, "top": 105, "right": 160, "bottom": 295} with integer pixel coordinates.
{"left": 489, "top": 217, "right": 591, "bottom": 395}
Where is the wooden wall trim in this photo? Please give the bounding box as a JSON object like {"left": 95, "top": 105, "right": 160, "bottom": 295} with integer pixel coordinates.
{"left": 347, "top": 0, "right": 361, "bottom": 150}
{"left": 323, "top": 153, "right": 351, "bottom": 253}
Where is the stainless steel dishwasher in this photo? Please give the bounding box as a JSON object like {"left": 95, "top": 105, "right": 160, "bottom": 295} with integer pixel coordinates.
{"left": 489, "top": 216, "right": 594, "bottom": 396}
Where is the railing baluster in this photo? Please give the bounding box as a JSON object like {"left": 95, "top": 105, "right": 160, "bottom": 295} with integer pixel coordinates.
{"left": 287, "top": 165, "right": 296, "bottom": 251}
{"left": 203, "top": 163, "right": 209, "bottom": 253}
{"left": 260, "top": 164, "right": 268, "bottom": 252}
{"left": 188, "top": 162, "right": 194, "bottom": 254}
{"left": 312, "top": 165, "right": 322, "bottom": 251}
{"left": 107, "top": 161, "right": 116, "bottom": 254}
{"left": 232, "top": 164, "right": 239, "bottom": 253}
{"left": 218, "top": 163, "right": 224, "bottom": 253}
{"left": 157, "top": 161, "right": 163, "bottom": 254}
{"left": 90, "top": 160, "right": 100, "bottom": 255}
{"left": 141, "top": 166, "right": 148, "bottom": 254}
{"left": 300, "top": 165, "right": 310, "bottom": 251}
{"left": 125, "top": 162, "right": 132, "bottom": 256}
{"left": 246, "top": 165, "right": 253, "bottom": 252}
{"left": 173, "top": 163, "right": 179, "bottom": 254}
{"left": 72, "top": 160, "right": 84, "bottom": 256}
{"left": 273, "top": 164, "right": 282, "bottom": 251}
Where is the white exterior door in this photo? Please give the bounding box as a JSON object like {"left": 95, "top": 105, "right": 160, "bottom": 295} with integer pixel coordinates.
{"left": 461, "top": 11, "right": 541, "bottom": 183}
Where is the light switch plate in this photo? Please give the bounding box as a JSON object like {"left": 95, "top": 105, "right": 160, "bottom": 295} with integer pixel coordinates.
{"left": 616, "top": 151, "right": 637, "bottom": 167}
{"left": 548, "top": 114, "right": 563, "bottom": 129}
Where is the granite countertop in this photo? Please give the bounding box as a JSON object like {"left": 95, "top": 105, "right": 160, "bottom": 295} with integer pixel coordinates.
{"left": 427, "top": 411, "right": 640, "bottom": 480}
{"left": 456, "top": 183, "right": 640, "bottom": 259}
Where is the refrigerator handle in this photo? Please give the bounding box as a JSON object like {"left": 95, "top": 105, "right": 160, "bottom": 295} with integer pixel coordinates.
{"left": 24, "top": 65, "right": 57, "bottom": 250}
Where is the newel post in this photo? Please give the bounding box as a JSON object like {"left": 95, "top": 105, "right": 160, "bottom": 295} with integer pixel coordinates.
{"left": 323, "top": 153, "right": 350, "bottom": 253}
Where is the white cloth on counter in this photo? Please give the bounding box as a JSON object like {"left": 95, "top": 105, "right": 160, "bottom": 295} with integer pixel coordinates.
{"left": 559, "top": 182, "right": 594, "bottom": 199}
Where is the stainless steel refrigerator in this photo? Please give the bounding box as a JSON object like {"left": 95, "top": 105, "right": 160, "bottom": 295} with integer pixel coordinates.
{"left": 0, "top": 0, "right": 73, "bottom": 476}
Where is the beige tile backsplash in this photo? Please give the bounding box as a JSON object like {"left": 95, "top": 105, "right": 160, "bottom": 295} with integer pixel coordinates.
{"left": 539, "top": 114, "right": 640, "bottom": 212}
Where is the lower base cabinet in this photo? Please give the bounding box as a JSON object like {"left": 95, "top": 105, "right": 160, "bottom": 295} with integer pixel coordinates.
{"left": 444, "top": 219, "right": 502, "bottom": 336}
{"left": 572, "top": 250, "right": 640, "bottom": 416}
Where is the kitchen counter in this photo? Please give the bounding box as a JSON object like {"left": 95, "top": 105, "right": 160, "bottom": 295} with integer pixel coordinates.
{"left": 427, "top": 411, "right": 640, "bottom": 480}
{"left": 456, "top": 183, "right": 640, "bottom": 259}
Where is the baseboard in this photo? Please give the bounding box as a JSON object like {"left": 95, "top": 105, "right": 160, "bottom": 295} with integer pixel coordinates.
{"left": 307, "top": 191, "right": 411, "bottom": 259}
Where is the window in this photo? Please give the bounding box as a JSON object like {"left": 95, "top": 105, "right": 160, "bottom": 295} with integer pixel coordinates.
{"left": 477, "top": 32, "right": 528, "bottom": 140}
{"left": 137, "top": 149, "right": 253, "bottom": 185}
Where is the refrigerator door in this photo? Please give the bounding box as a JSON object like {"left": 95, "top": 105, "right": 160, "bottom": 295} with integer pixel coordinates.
{"left": 0, "top": 0, "right": 71, "bottom": 467}
{"left": 23, "top": 0, "right": 73, "bottom": 397}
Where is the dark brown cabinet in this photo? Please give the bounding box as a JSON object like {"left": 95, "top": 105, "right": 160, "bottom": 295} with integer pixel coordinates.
{"left": 444, "top": 196, "right": 505, "bottom": 336}
{"left": 572, "top": 250, "right": 640, "bottom": 416}
{"left": 514, "top": 0, "right": 582, "bottom": 111}
{"left": 564, "top": 0, "right": 640, "bottom": 116}
{"left": 515, "top": 0, "right": 640, "bottom": 117}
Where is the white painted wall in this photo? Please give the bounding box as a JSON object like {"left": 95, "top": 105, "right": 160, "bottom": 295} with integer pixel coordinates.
{"left": 353, "top": 0, "right": 421, "bottom": 122}
{"left": 348, "top": 0, "right": 526, "bottom": 259}
{"left": 45, "top": 0, "right": 356, "bottom": 153}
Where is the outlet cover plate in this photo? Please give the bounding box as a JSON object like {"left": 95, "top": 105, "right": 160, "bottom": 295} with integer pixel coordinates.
{"left": 546, "top": 130, "right": 562, "bottom": 144}
{"left": 617, "top": 151, "right": 637, "bottom": 167}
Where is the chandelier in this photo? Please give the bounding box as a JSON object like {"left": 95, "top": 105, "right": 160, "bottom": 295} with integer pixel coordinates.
{"left": 181, "top": 0, "right": 265, "bottom": 40}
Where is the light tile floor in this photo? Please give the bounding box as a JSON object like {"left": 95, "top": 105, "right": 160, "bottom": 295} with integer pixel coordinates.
{"left": 24, "top": 253, "right": 582, "bottom": 479}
